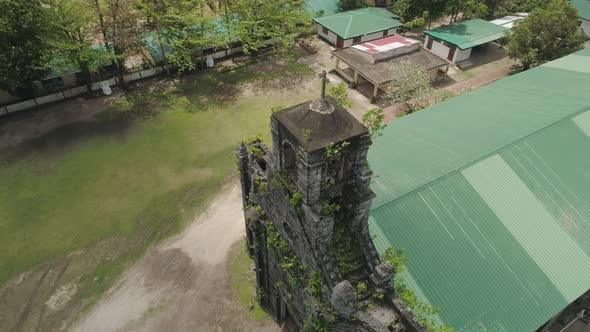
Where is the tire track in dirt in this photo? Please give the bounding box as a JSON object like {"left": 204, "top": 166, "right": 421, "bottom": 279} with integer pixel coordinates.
{"left": 13, "top": 265, "right": 52, "bottom": 332}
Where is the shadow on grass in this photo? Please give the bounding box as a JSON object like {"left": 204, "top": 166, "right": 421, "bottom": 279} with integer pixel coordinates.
{"left": 0, "top": 116, "right": 133, "bottom": 167}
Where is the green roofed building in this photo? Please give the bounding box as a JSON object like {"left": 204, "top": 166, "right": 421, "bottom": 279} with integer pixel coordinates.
{"left": 368, "top": 48, "right": 590, "bottom": 331}
{"left": 572, "top": 0, "right": 590, "bottom": 37}
{"left": 424, "top": 19, "right": 508, "bottom": 63}
{"left": 313, "top": 7, "right": 402, "bottom": 48}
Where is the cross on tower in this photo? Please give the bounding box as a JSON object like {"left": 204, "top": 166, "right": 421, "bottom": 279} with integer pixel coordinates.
{"left": 319, "top": 70, "right": 329, "bottom": 99}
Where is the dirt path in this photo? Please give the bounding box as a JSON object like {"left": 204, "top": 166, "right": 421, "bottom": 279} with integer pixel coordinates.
{"left": 70, "top": 183, "right": 278, "bottom": 332}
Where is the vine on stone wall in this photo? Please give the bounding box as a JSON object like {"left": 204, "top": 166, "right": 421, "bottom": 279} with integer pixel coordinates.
{"left": 383, "top": 247, "right": 456, "bottom": 332}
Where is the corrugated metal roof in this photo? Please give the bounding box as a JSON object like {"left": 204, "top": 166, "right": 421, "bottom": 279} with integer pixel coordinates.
{"left": 572, "top": 0, "right": 590, "bottom": 20}
{"left": 368, "top": 48, "right": 590, "bottom": 332}
{"left": 313, "top": 8, "right": 402, "bottom": 39}
{"left": 425, "top": 19, "right": 509, "bottom": 49}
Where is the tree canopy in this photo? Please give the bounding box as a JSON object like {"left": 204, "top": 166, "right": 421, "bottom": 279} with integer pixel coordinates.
{"left": 0, "top": 0, "right": 315, "bottom": 96}
{"left": 506, "top": 0, "right": 585, "bottom": 69}
{"left": 0, "top": 0, "right": 54, "bottom": 96}
{"left": 339, "top": 0, "right": 368, "bottom": 11}
{"left": 228, "top": 0, "right": 310, "bottom": 54}
{"left": 384, "top": 61, "right": 453, "bottom": 113}
{"left": 46, "top": 0, "right": 112, "bottom": 89}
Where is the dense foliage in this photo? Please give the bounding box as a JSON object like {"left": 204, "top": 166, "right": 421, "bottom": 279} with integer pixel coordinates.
{"left": 227, "top": 0, "right": 310, "bottom": 54}
{"left": 506, "top": 0, "right": 585, "bottom": 69}
{"left": 339, "top": 0, "right": 368, "bottom": 11}
{"left": 384, "top": 61, "right": 453, "bottom": 113}
{"left": 0, "top": 0, "right": 311, "bottom": 96}
{"left": 0, "top": 0, "right": 54, "bottom": 97}
{"left": 392, "top": 0, "right": 562, "bottom": 27}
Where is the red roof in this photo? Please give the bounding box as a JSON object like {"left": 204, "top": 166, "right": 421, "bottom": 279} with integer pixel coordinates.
{"left": 352, "top": 35, "right": 419, "bottom": 54}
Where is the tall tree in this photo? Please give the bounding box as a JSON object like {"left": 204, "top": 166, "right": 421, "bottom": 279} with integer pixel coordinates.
{"left": 138, "top": 0, "right": 171, "bottom": 73}
{"left": 445, "top": 0, "right": 487, "bottom": 22}
{"left": 140, "top": 0, "right": 222, "bottom": 72}
{"left": 0, "top": 0, "right": 53, "bottom": 97}
{"left": 227, "top": 0, "right": 310, "bottom": 54}
{"left": 91, "top": 0, "right": 146, "bottom": 88}
{"left": 394, "top": 0, "right": 447, "bottom": 28}
{"left": 46, "top": 0, "right": 111, "bottom": 91}
{"left": 506, "top": 0, "right": 585, "bottom": 70}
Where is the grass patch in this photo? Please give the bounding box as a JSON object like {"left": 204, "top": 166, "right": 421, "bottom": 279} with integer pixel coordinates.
{"left": 0, "top": 51, "right": 319, "bottom": 287}
{"left": 229, "top": 240, "right": 270, "bottom": 321}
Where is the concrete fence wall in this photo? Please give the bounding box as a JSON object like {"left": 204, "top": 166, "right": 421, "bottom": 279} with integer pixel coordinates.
{"left": 0, "top": 44, "right": 247, "bottom": 117}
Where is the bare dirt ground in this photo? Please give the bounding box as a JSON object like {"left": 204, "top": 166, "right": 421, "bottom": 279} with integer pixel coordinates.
{"left": 70, "top": 182, "right": 279, "bottom": 332}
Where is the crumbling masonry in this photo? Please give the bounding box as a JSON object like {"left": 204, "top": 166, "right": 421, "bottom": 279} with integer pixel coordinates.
{"left": 237, "top": 95, "right": 425, "bottom": 331}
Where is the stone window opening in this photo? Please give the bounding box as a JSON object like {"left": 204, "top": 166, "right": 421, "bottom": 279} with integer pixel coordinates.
{"left": 282, "top": 141, "right": 296, "bottom": 177}
{"left": 282, "top": 222, "right": 295, "bottom": 242}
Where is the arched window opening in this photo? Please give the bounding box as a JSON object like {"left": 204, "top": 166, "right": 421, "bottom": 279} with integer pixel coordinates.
{"left": 282, "top": 141, "right": 296, "bottom": 172}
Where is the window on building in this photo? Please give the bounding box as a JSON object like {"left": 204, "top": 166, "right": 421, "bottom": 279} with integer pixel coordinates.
{"left": 383, "top": 30, "right": 388, "bottom": 37}
{"left": 322, "top": 26, "right": 328, "bottom": 35}
{"left": 353, "top": 36, "right": 362, "bottom": 44}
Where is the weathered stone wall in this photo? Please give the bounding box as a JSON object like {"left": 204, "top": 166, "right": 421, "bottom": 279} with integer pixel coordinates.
{"left": 237, "top": 100, "right": 427, "bottom": 331}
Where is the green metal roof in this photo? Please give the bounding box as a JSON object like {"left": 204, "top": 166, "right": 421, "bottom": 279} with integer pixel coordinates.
{"left": 425, "top": 19, "right": 509, "bottom": 49}
{"left": 572, "top": 0, "right": 590, "bottom": 20}
{"left": 313, "top": 7, "right": 402, "bottom": 39}
{"left": 368, "top": 48, "right": 590, "bottom": 332}
{"left": 305, "top": 0, "right": 339, "bottom": 16}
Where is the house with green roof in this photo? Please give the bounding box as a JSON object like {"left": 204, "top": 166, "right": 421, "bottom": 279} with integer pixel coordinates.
{"left": 368, "top": 48, "right": 590, "bottom": 331}
{"left": 313, "top": 7, "right": 402, "bottom": 48}
{"left": 572, "top": 0, "right": 590, "bottom": 37}
{"left": 424, "top": 19, "right": 508, "bottom": 63}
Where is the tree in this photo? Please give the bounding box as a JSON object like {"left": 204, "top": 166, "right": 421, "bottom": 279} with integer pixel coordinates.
{"left": 139, "top": 0, "right": 218, "bottom": 72}
{"left": 482, "top": 0, "right": 505, "bottom": 19}
{"left": 394, "top": 0, "right": 447, "bottom": 29}
{"left": 339, "top": 0, "right": 367, "bottom": 11}
{"left": 0, "top": 0, "right": 53, "bottom": 97}
{"left": 362, "top": 108, "right": 387, "bottom": 137}
{"left": 328, "top": 82, "right": 352, "bottom": 108}
{"left": 445, "top": 0, "right": 488, "bottom": 22}
{"left": 46, "top": 0, "right": 112, "bottom": 91}
{"left": 384, "top": 61, "right": 453, "bottom": 113}
{"left": 227, "top": 0, "right": 310, "bottom": 54}
{"left": 91, "top": 0, "right": 147, "bottom": 88}
{"left": 506, "top": 0, "right": 585, "bottom": 70}
{"left": 504, "top": 0, "right": 551, "bottom": 13}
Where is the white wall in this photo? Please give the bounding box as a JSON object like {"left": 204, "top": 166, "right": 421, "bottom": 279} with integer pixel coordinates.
{"left": 362, "top": 31, "right": 386, "bottom": 43}
{"left": 316, "top": 23, "right": 338, "bottom": 45}
{"left": 387, "top": 28, "right": 398, "bottom": 35}
{"left": 341, "top": 28, "right": 399, "bottom": 48}
{"left": 582, "top": 19, "right": 590, "bottom": 38}
{"left": 453, "top": 47, "right": 472, "bottom": 63}
{"left": 428, "top": 37, "right": 451, "bottom": 61}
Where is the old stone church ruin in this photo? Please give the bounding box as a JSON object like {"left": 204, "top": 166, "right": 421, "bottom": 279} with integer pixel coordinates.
{"left": 237, "top": 91, "right": 424, "bottom": 331}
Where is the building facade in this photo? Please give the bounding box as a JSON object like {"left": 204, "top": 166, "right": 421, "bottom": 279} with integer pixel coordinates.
{"left": 237, "top": 95, "right": 423, "bottom": 331}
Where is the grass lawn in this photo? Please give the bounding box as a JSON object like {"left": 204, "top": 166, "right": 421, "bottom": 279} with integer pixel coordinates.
{"left": 229, "top": 240, "right": 270, "bottom": 322}
{"left": 0, "top": 52, "right": 316, "bottom": 291}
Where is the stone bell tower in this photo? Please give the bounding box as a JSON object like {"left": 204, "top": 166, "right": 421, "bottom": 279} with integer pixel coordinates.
{"left": 237, "top": 78, "right": 423, "bottom": 331}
